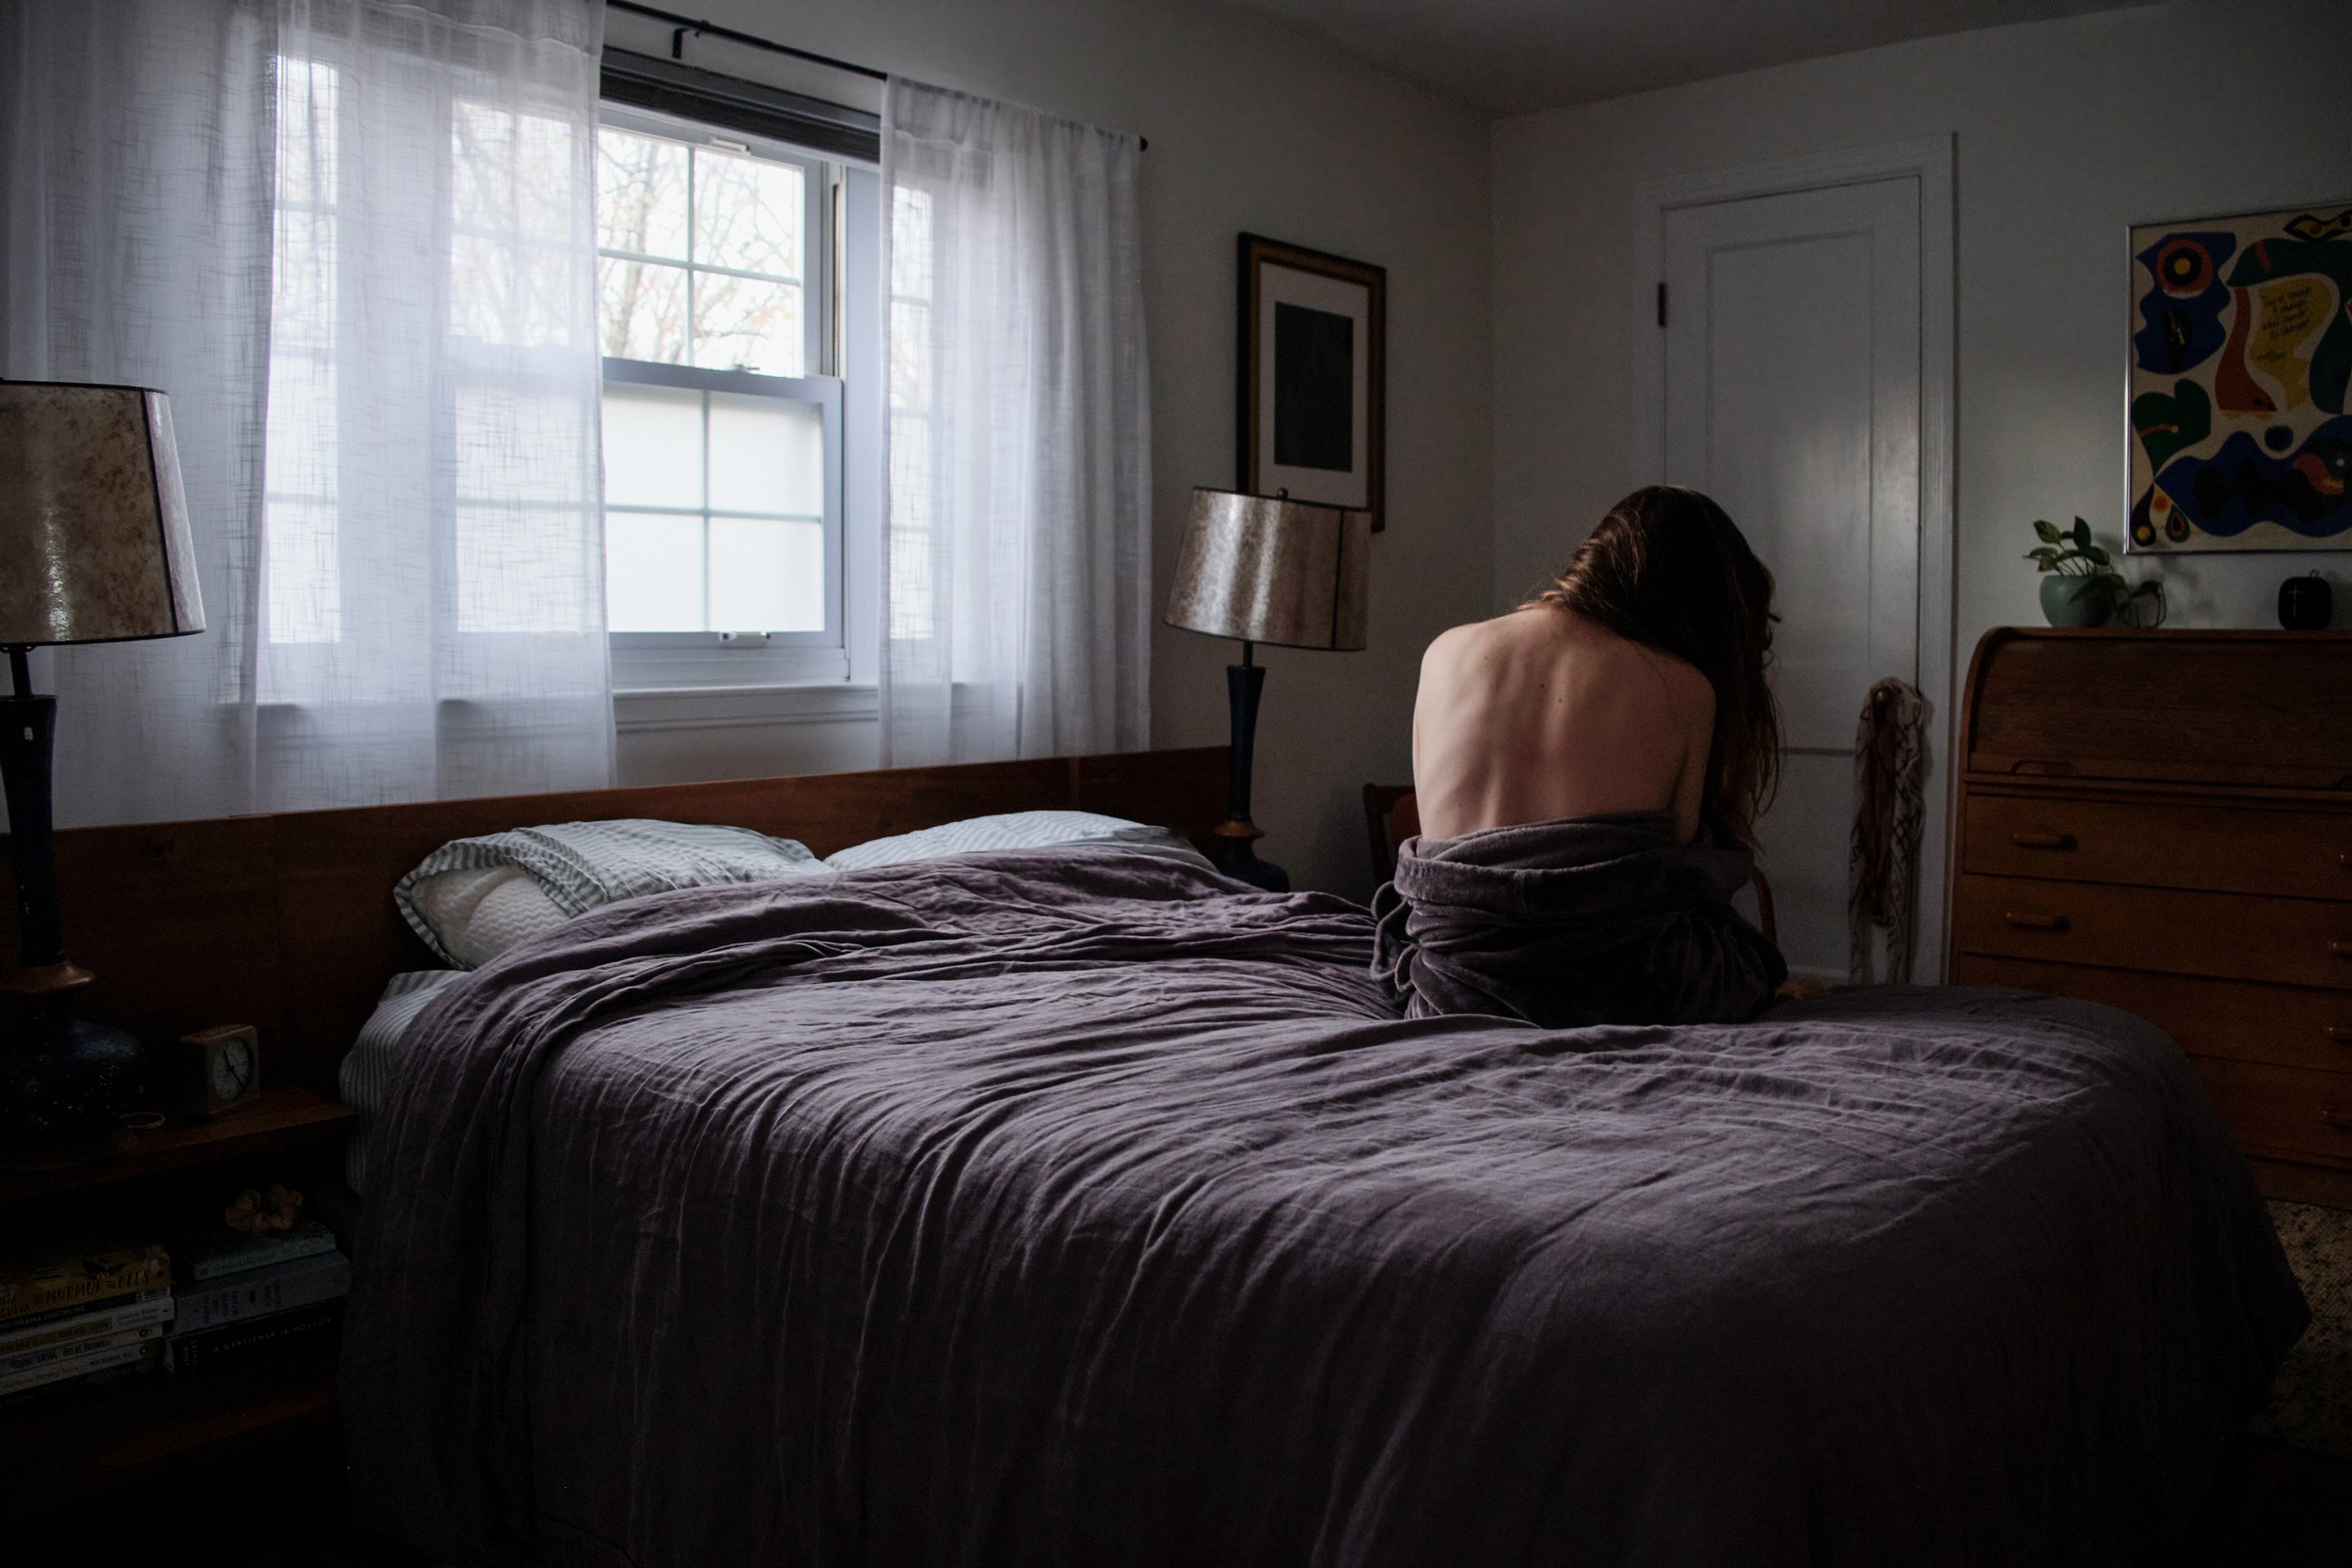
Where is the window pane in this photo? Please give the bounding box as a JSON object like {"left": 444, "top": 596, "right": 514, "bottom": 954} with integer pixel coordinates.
{"left": 708, "top": 394, "right": 821, "bottom": 515}
{"left": 512, "top": 113, "right": 579, "bottom": 245}
{"left": 887, "top": 409, "right": 930, "bottom": 531}
{"left": 451, "top": 102, "right": 513, "bottom": 234}
{"left": 597, "top": 129, "right": 688, "bottom": 261}
{"left": 606, "top": 511, "right": 706, "bottom": 631}
{"left": 709, "top": 517, "right": 822, "bottom": 632}
{"left": 267, "top": 57, "right": 341, "bottom": 650}
{"left": 693, "top": 148, "right": 802, "bottom": 279}
{"left": 451, "top": 232, "right": 515, "bottom": 344}
{"left": 265, "top": 499, "right": 342, "bottom": 645}
{"left": 452, "top": 106, "right": 583, "bottom": 350}
{"left": 887, "top": 409, "right": 934, "bottom": 641}
{"left": 265, "top": 354, "right": 336, "bottom": 499}
{"left": 276, "top": 58, "right": 339, "bottom": 207}
{"left": 693, "top": 275, "right": 800, "bottom": 374}
{"left": 890, "top": 186, "right": 931, "bottom": 299}
{"left": 457, "top": 505, "right": 588, "bottom": 635}
{"left": 599, "top": 257, "right": 689, "bottom": 362}
{"left": 513, "top": 241, "right": 587, "bottom": 350}
{"left": 459, "top": 388, "right": 588, "bottom": 504}
{"left": 272, "top": 208, "right": 336, "bottom": 351}
{"left": 601, "top": 383, "right": 703, "bottom": 509}
{"left": 888, "top": 298, "right": 930, "bottom": 412}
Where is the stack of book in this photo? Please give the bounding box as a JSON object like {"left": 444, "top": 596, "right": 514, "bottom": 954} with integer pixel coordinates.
{"left": 163, "top": 1219, "right": 348, "bottom": 1374}
{"left": 0, "top": 1241, "right": 174, "bottom": 1409}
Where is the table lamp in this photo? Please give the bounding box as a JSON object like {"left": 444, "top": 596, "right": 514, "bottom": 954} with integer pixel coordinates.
{"left": 0, "top": 380, "right": 205, "bottom": 1156}
{"left": 1164, "top": 487, "right": 1370, "bottom": 892}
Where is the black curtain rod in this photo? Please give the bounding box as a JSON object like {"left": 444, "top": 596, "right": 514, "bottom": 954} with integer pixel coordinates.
{"left": 603, "top": 1, "right": 1146, "bottom": 148}
{"left": 607, "top": 1, "right": 886, "bottom": 80}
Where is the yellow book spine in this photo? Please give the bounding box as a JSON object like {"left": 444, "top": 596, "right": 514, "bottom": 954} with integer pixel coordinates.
{"left": 0, "top": 1244, "right": 172, "bottom": 1325}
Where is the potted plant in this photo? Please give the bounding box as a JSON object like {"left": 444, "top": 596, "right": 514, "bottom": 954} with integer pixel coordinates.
{"left": 2026, "top": 517, "right": 2166, "bottom": 628}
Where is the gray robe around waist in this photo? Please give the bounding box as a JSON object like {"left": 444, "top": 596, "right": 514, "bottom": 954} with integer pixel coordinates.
{"left": 1371, "top": 811, "right": 1788, "bottom": 1029}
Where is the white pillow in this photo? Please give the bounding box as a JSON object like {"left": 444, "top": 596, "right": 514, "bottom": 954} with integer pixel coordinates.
{"left": 406, "top": 865, "right": 571, "bottom": 971}
{"left": 825, "top": 811, "right": 1215, "bottom": 873}
{"left": 397, "top": 818, "right": 829, "bottom": 967}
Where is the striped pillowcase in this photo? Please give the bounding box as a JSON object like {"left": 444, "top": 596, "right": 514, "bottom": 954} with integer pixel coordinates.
{"left": 825, "top": 812, "right": 1214, "bottom": 873}
{"left": 338, "top": 970, "right": 464, "bottom": 1195}
{"left": 396, "top": 818, "right": 829, "bottom": 967}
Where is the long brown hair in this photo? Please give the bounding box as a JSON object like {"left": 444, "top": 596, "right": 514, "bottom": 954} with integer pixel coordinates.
{"left": 1528, "top": 486, "right": 1780, "bottom": 847}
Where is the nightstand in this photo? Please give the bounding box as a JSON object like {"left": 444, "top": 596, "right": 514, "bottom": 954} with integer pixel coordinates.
{"left": 0, "top": 1087, "right": 356, "bottom": 1521}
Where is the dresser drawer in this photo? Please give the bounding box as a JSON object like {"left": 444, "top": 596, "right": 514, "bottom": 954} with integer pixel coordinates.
{"left": 1953, "top": 874, "right": 2352, "bottom": 990}
{"left": 1953, "top": 955, "right": 2352, "bottom": 1074}
{"left": 2185, "top": 1056, "right": 2352, "bottom": 1170}
{"left": 1963, "top": 793, "right": 2352, "bottom": 900}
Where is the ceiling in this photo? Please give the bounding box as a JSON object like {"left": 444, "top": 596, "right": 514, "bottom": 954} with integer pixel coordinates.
{"left": 1221, "top": 0, "right": 2148, "bottom": 117}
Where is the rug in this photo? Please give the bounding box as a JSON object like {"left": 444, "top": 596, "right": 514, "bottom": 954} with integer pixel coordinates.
{"left": 2252, "top": 1200, "right": 2352, "bottom": 1459}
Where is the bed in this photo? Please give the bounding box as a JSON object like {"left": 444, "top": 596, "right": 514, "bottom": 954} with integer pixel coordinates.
{"left": 345, "top": 845, "right": 2299, "bottom": 1561}
{"left": 16, "top": 748, "right": 2307, "bottom": 1564}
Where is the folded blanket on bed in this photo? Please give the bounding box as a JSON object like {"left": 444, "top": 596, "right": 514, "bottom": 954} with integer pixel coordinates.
{"left": 1371, "top": 811, "right": 1788, "bottom": 1028}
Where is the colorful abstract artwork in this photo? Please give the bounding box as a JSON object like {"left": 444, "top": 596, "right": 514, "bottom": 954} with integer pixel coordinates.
{"left": 2129, "top": 202, "right": 2352, "bottom": 552}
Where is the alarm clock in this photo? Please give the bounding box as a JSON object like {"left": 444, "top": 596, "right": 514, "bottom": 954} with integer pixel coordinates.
{"left": 175, "top": 1025, "right": 262, "bottom": 1119}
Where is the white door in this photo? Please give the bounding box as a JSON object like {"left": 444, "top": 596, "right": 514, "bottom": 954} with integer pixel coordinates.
{"left": 1662, "top": 178, "right": 1922, "bottom": 982}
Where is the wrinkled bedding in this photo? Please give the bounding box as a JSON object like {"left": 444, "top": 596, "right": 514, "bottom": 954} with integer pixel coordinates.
{"left": 1372, "top": 811, "right": 1787, "bottom": 1027}
{"left": 342, "top": 849, "right": 2305, "bottom": 1568}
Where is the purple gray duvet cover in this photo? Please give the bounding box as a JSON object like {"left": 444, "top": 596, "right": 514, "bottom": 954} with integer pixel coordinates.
{"left": 342, "top": 849, "right": 2305, "bottom": 1567}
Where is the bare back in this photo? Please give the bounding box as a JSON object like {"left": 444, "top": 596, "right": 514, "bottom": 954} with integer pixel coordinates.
{"left": 1411, "top": 606, "right": 1716, "bottom": 844}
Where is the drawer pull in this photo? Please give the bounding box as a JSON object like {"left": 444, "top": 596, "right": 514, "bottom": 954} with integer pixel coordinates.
{"left": 2334, "top": 941, "right": 2352, "bottom": 958}
{"left": 2330, "top": 1025, "right": 2352, "bottom": 1045}
{"left": 2010, "top": 831, "right": 2076, "bottom": 850}
{"left": 2003, "top": 911, "right": 2070, "bottom": 932}
{"left": 2324, "top": 1110, "right": 2352, "bottom": 1132}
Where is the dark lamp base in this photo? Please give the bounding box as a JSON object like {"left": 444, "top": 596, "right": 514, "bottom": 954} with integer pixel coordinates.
{"left": 1211, "top": 825, "right": 1291, "bottom": 893}
{"left": 0, "top": 1012, "right": 148, "bottom": 1154}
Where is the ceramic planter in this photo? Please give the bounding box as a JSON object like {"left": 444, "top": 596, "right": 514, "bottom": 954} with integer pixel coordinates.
{"left": 2040, "top": 575, "right": 2112, "bottom": 628}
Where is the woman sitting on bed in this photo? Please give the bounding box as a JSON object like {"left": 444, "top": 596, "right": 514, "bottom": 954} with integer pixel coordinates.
{"left": 1372, "top": 484, "right": 1792, "bottom": 1028}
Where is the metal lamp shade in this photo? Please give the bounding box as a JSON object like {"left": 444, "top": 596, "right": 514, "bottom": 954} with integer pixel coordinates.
{"left": 1164, "top": 488, "right": 1370, "bottom": 651}
{"left": 0, "top": 381, "right": 204, "bottom": 646}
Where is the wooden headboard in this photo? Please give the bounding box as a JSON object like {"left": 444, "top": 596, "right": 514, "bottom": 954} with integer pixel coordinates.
{"left": 0, "top": 746, "right": 1229, "bottom": 1099}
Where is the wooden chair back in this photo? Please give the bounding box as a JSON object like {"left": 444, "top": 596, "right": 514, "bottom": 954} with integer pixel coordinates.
{"left": 1361, "top": 784, "right": 1419, "bottom": 882}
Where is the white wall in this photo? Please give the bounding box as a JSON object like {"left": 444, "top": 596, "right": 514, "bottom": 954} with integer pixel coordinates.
{"left": 612, "top": 0, "right": 1494, "bottom": 898}
{"left": 1492, "top": 0, "right": 2352, "bottom": 659}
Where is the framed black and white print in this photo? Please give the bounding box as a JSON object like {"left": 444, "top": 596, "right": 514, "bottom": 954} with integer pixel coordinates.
{"left": 1238, "top": 234, "right": 1387, "bottom": 531}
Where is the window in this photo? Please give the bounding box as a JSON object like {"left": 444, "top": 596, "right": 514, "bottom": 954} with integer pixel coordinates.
{"left": 264, "top": 55, "right": 342, "bottom": 647}
{"left": 596, "top": 108, "right": 848, "bottom": 685}
{"left": 886, "top": 185, "right": 935, "bottom": 645}
{"left": 264, "top": 51, "right": 604, "bottom": 670}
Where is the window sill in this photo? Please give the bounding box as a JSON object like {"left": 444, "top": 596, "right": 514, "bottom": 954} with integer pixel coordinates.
{"left": 612, "top": 683, "right": 878, "bottom": 733}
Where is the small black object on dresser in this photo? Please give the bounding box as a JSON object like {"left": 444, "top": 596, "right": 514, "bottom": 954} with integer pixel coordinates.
{"left": 2280, "top": 572, "right": 2333, "bottom": 631}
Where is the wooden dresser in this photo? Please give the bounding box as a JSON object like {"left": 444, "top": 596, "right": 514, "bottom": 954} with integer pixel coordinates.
{"left": 1948, "top": 627, "right": 2352, "bottom": 1207}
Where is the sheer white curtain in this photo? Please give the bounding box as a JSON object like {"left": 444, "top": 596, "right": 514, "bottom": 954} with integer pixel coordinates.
{"left": 1, "top": 0, "right": 611, "bottom": 828}
{"left": 880, "top": 79, "right": 1151, "bottom": 766}
{"left": 1, "top": 0, "right": 273, "bottom": 826}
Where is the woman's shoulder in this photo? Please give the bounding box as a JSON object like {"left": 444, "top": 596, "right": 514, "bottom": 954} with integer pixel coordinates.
{"left": 1423, "top": 605, "right": 1569, "bottom": 665}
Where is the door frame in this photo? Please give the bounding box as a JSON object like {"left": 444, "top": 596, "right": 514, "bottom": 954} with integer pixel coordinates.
{"left": 1631, "top": 135, "right": 1957, "bottom": 982}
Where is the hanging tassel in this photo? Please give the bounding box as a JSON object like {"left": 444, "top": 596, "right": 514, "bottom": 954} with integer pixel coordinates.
{"left": 1849, "top": 678, "right": 1926, "bottom": 984}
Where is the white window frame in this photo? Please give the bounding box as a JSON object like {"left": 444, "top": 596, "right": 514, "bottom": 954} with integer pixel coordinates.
{"left": 597, "top": 102, "right": 850, "bottom": 689}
